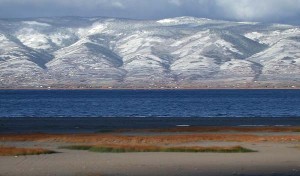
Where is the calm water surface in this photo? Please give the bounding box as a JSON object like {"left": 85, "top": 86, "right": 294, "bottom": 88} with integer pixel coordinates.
{"left": 0, "top": 89, "right": 300, "bottom": 118}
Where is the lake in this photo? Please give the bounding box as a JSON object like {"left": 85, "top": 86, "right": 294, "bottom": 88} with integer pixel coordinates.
{"left": 0, "top": 89, "right": 300, "bottom": 118}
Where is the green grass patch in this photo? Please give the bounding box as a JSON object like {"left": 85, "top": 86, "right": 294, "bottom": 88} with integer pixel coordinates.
{"left": 60, "top": 145, "right": 93, "bottom": 150}
{"left": 60, "top": 145, "right": 256, "bottom": 153}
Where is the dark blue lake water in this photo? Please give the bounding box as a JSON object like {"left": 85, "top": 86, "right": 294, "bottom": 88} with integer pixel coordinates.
{"left": 0, "top": 89, "right": 300, "bottom": 118}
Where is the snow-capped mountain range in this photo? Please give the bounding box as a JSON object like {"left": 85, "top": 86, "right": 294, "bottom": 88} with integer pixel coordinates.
{"left": 0, "top": 16, "right": 299, "bottom": 88}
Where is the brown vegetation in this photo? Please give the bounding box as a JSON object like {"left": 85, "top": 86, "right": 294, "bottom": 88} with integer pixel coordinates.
{"left": 119, "top": 126, "right": 300, "bottom": 133}
{"left": 61, "top": 144, "right": 255, "bottom": 153}
{"left": 0, "top": 146, "right": 55, "bottom": 156}
{"left": 1, "top": 133, "right": 300, "bottom": 145}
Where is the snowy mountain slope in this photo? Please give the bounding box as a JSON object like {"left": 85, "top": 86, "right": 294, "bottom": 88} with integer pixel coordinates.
{"left": 46, "top": 36, "right": 126, "bottom": 86}
{"left": 0, "top": 31, "right": 52, "bottom": 87}
{"left": 0, "top": 17, "right": 299, "bottom": 88}
{"left": 246, "top": 28, "right": 300, "bottom": 81}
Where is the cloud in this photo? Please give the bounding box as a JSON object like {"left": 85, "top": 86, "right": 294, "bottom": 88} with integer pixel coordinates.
{"left": 168, "top": 0, "right": 183, "bottom": 6}
{"left": 215, "top": 0, "right": 300, "bottom": 22}
{"left": 111, "top": 1, "right": 125, "bottom": 9}
{"left": 0, "top": 0, "right": 299, "bottom": 24}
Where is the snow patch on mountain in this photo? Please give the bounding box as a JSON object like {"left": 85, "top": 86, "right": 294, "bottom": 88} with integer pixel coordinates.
{"left": 16, "top": 28, "right": 52, "bottom": 50}
{"left": 22, "top": 21, "right": 51, "bottom": 27}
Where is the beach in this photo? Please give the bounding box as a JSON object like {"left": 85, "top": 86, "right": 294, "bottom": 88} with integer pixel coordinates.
{"left": 1, "top": 126, "right": 300, "bottom": 176}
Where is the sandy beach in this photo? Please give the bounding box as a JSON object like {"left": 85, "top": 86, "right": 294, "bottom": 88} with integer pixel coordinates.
{"left": 0, "top": 127, "right": 300, "bottom": 176}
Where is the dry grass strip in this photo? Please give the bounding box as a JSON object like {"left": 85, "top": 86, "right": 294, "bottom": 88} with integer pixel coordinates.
{"left": 119, "top": 126, "right": 300, "bottom": 133}
{"left": 0, "top": 146, "right": 56, "bottom": 156}
{"left": 1, "top": 133, "right": 300, "bottom": 145}
{"left": 61, "top": 144, "right": 255, "bottom": 153}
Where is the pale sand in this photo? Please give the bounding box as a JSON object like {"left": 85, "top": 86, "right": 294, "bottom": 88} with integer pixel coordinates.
{"left": 0, "top": 132, "right": 300, "bottom": 176}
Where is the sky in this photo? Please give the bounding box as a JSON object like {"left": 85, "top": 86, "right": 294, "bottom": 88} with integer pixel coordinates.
{"left": 0, "top": 0, "right": 300, "bottom": 24}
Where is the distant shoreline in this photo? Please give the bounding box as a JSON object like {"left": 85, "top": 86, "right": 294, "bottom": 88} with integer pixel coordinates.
{"left": 2, "top": 117, "right": 300, "bottom": 134}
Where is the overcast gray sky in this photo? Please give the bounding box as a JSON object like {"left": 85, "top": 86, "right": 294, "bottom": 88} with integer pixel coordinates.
{"left": 0, "top": 0, "right": 300, "bottom": 24}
